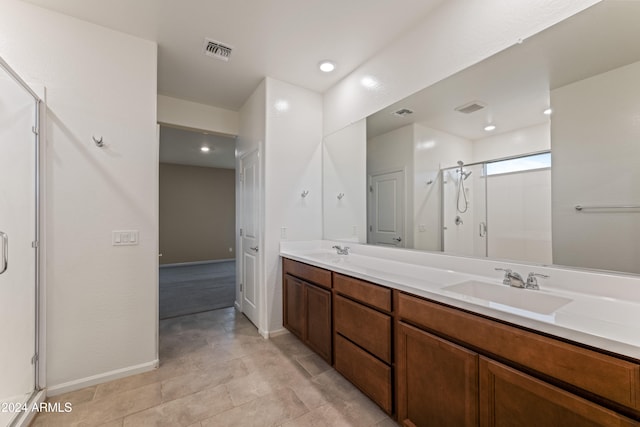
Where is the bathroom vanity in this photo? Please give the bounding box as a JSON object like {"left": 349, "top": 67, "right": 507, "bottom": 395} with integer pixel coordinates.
{"left": 281, "top": 241, "right": 640, "bottom": 426}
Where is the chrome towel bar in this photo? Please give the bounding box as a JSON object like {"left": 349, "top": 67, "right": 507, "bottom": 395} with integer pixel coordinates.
{"left": 575, "top": 204, "right": 640, "bottom": 211}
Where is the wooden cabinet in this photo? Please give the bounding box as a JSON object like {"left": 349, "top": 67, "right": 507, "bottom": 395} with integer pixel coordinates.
{"left": 283, "top": 274, "right": 305, "bottom": 338}
{"left": 397, "top": 322, "right": 479, "bottom": 427}
{"left": 335, "top": 334, "right": 392, "bottom": 413}
{"left": 282, "top": 259, "right": 332, "bottom": 364}
{"left": 397, "top": 291, "right": 640, "bottom": 426}
{"left": 333, "top": 273, "right": 393, "bottom": 414}
{"left": 305, "top": 283, "right": 332, "bottom": 362}
{"left": 480, "top": 357, "right": 638, "bottom": 427}
{"left": 334, "top": 294, "right": 391, "bottom": 363}
{"left": 282, "top": 257, "right": 640, "bottom": 425}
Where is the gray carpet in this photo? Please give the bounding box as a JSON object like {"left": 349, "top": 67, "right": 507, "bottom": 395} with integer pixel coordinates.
{"left": 159, "top": 261, "right": 236, "bottom": 319}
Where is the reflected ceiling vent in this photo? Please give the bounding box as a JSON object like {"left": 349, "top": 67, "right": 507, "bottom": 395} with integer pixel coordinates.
{"left": 203, "top": 38, "right": 232, "bottom": 61}
{"left": 392, "top": 108, "right": 414, "bottom": 118}
{"left": 454, "top": 101, "right": 486, "bottom": 114}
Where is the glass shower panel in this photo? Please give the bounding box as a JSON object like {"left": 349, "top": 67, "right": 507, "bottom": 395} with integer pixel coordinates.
{"left": 0, "top": 61, "right": 38, "bottom": 425}
{"left": 442, "top": 163, "right": 487, "bottom": 257}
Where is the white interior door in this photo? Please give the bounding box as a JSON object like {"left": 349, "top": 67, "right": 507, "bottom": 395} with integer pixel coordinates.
{"left": 369, "top": 170, "right": 405, "bottom": 247}
{"left": 239, "top": 149, "right": 260, "bottom": 327}
{"left": 0, "top": 59, "right": 39, "bottom": 426}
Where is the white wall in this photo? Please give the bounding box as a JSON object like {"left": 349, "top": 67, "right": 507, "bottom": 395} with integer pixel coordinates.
{"left": 323, "top": 0, "right": 598, "bottom": 136}
{"left": 264, "top": 78, "right": 323, "bottom": 333}
{"left": 323, "top": 120, "right": 367, "bottom": 243}
{"left": 0, "top": 0, "right": 158, "bottom": 392}
{"left": 413, "top": 123, "right": 472, "bottom": 251}
{"left": 552, "top": 60, "right": 640, "bottom": 274}
{"left": 158, "top": 94, "right": 239, "bottom": 136}
{"left": 472, "top": 123, "right": 550, "bottom": 163}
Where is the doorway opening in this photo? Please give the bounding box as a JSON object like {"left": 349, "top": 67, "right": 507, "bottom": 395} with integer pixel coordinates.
{"left": 158, "top": 125, "right": 237, "bottom": 319}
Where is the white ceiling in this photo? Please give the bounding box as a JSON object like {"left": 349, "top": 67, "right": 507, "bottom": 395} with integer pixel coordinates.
{"left": 24, "top": 0, "right": 444, "bottom": 111}
{"left": 159, "top": 126, "right": 236, "bottom": 169}
{"left": 367, "top": 1, "right": 640, "bottom": 141}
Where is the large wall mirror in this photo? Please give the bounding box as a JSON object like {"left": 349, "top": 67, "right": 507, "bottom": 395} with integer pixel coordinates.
{"left": 323, "top": 1, "right": 640, "bottom": 275}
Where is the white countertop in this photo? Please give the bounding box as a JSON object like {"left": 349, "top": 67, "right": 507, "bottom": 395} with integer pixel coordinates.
{"left": 280, "top": 240, "right": 640, "bottom": 360}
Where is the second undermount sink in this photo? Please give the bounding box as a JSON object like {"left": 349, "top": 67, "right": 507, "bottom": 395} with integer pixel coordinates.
{"left": 303, "top": 251, "right": 347, "bottom": 263}
{"left": 442, "top": 281, "right": 572, "bottom": 317}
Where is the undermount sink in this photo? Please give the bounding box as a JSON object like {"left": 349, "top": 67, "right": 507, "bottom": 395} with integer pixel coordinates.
{"left": 303, "top": 252, "right": 345, "bottom": 263}
{"left": 442, "top": 281, "right": 572, "bottom": 317}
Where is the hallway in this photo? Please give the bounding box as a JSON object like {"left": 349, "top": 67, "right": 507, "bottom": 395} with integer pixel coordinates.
{"left": 159, "top": 262, "right": 236, "bottom": 319}
{"left": 33, "top": 308, "right": 395, "bottom": 426}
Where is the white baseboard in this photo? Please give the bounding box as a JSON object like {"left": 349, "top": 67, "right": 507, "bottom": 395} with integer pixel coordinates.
{"left": 234, "top": 301, "right": 241, "bottom": 311}
{"left": 46, "top": 359, "right": 159, "bottom": 397}
{"left": 266, "top": 328, "right": 289, "bottom": 338}
{"left": 160, "top": 259, "right": 235, "bottom": 268}
{"left": 13, "top": 390, "right": 45, "bottom": 427}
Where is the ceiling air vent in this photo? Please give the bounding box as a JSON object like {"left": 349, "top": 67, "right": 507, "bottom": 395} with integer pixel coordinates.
{"left": 392, "top": 108, "right": 414, "bottom": 118}
{"left": 203, "top": 38, "right": 232, "bottom": 62}
{"left": 454, "top": 101, "right": 486, "bottom": 114}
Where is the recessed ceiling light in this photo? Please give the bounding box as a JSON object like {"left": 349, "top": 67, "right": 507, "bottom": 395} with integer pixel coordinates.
{"left": 543, "top": 108, "right": 553, "bottom": 115}
{"left": 361, "top": 76, "right": 379, "bottom": 89}
{"left": 274, "top": 99, "right": 290, "bottom": 112}
{"left": 319, "top": 60, "right": 336, "bottom": 73}
{"left": 201, "top": 146, "right": 210, "bottom": 152}
{"left": 484, "top": 124, "right": 497, "bottom": 132}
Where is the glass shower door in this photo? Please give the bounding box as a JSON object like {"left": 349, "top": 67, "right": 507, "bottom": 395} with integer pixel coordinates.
{"left": 0, "top": 58, "right": 39, "bottom": 426}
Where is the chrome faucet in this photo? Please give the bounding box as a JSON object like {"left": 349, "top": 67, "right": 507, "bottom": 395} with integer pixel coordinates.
{"left": 332, "top": 245, "right": 350, "bottom": 255}
{"left": 495, "top": 268, "right": 525, "bottom": 288}
{"left": 525, "top": 272, "right": 549, "bottom": 290}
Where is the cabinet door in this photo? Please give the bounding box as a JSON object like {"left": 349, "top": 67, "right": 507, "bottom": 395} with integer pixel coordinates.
{"left": 305, "top": 283, "right": 332, "bottom": 363}
{"left": 479, "top": 357, "right": 639, "bottom": 427}
{"left": 397, "top": 322, "right": 479, "bottom": 427}
{"left": 283, "top": 274, "right": 305, "bottom": 339}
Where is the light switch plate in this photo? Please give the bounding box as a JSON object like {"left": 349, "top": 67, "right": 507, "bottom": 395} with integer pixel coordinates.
{"left": 113, "top": 230, "right": 139, "bottom": 246}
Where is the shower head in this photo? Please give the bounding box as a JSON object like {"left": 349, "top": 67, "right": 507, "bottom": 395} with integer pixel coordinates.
{"left": 457, "top": 160, "right": 464, "bottom": 166}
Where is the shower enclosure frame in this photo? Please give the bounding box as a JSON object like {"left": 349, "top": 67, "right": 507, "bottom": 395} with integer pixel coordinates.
{"left": 0, "top": 56, "right": 43, "bottom": 426}
{"left": 440, "top": 150, "right": 552, "bottom": 259}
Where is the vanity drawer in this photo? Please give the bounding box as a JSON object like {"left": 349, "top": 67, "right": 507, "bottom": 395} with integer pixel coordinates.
{"left": 335, "top": 294, "right": 392, "bottom": 363}
{"left": 398, "top": 292, "right": 640, "bottom": 411}
{"left": 335, "top": 334, "right": 392, "bottom": 414}
{"left": 333, "top": 273, "right": 391, "bottom": 312}
{"left": 282, "top": 258, "right": 331, "bottom": 289}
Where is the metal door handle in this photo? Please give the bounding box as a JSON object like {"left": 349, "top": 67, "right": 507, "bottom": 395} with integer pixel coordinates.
{"left": 0, "top": 232, "right": 7, "bottom": 274}
{"left": 479, "top": 222, "right": 487, "bottom": 237}
{"left": 250, "top": 246, "right": 259, "bottom": 252}
{"left": 392, "top": 237, "right": 402, "bottom": 242}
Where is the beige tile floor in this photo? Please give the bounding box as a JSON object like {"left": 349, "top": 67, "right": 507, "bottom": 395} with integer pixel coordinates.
{"left": 32, "top": 307, "right": 397, "bottom": 426}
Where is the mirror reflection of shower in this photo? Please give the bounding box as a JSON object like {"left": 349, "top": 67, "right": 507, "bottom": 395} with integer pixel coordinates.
{"left": 456, "top": 160, "right": 472, "bottom": 214}
{"left": 442, "top": 161, "right": 488, "bottom": 258}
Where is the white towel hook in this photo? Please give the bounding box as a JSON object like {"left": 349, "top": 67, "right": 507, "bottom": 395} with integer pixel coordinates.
{"left": 337, "top": 193, "right": 345, "bottom": 200}
{"left": 92, "top": 136, "right": 104, "bottom": 147}
{"left": 301, "top": 190, "right": 309, "bottom": 198}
